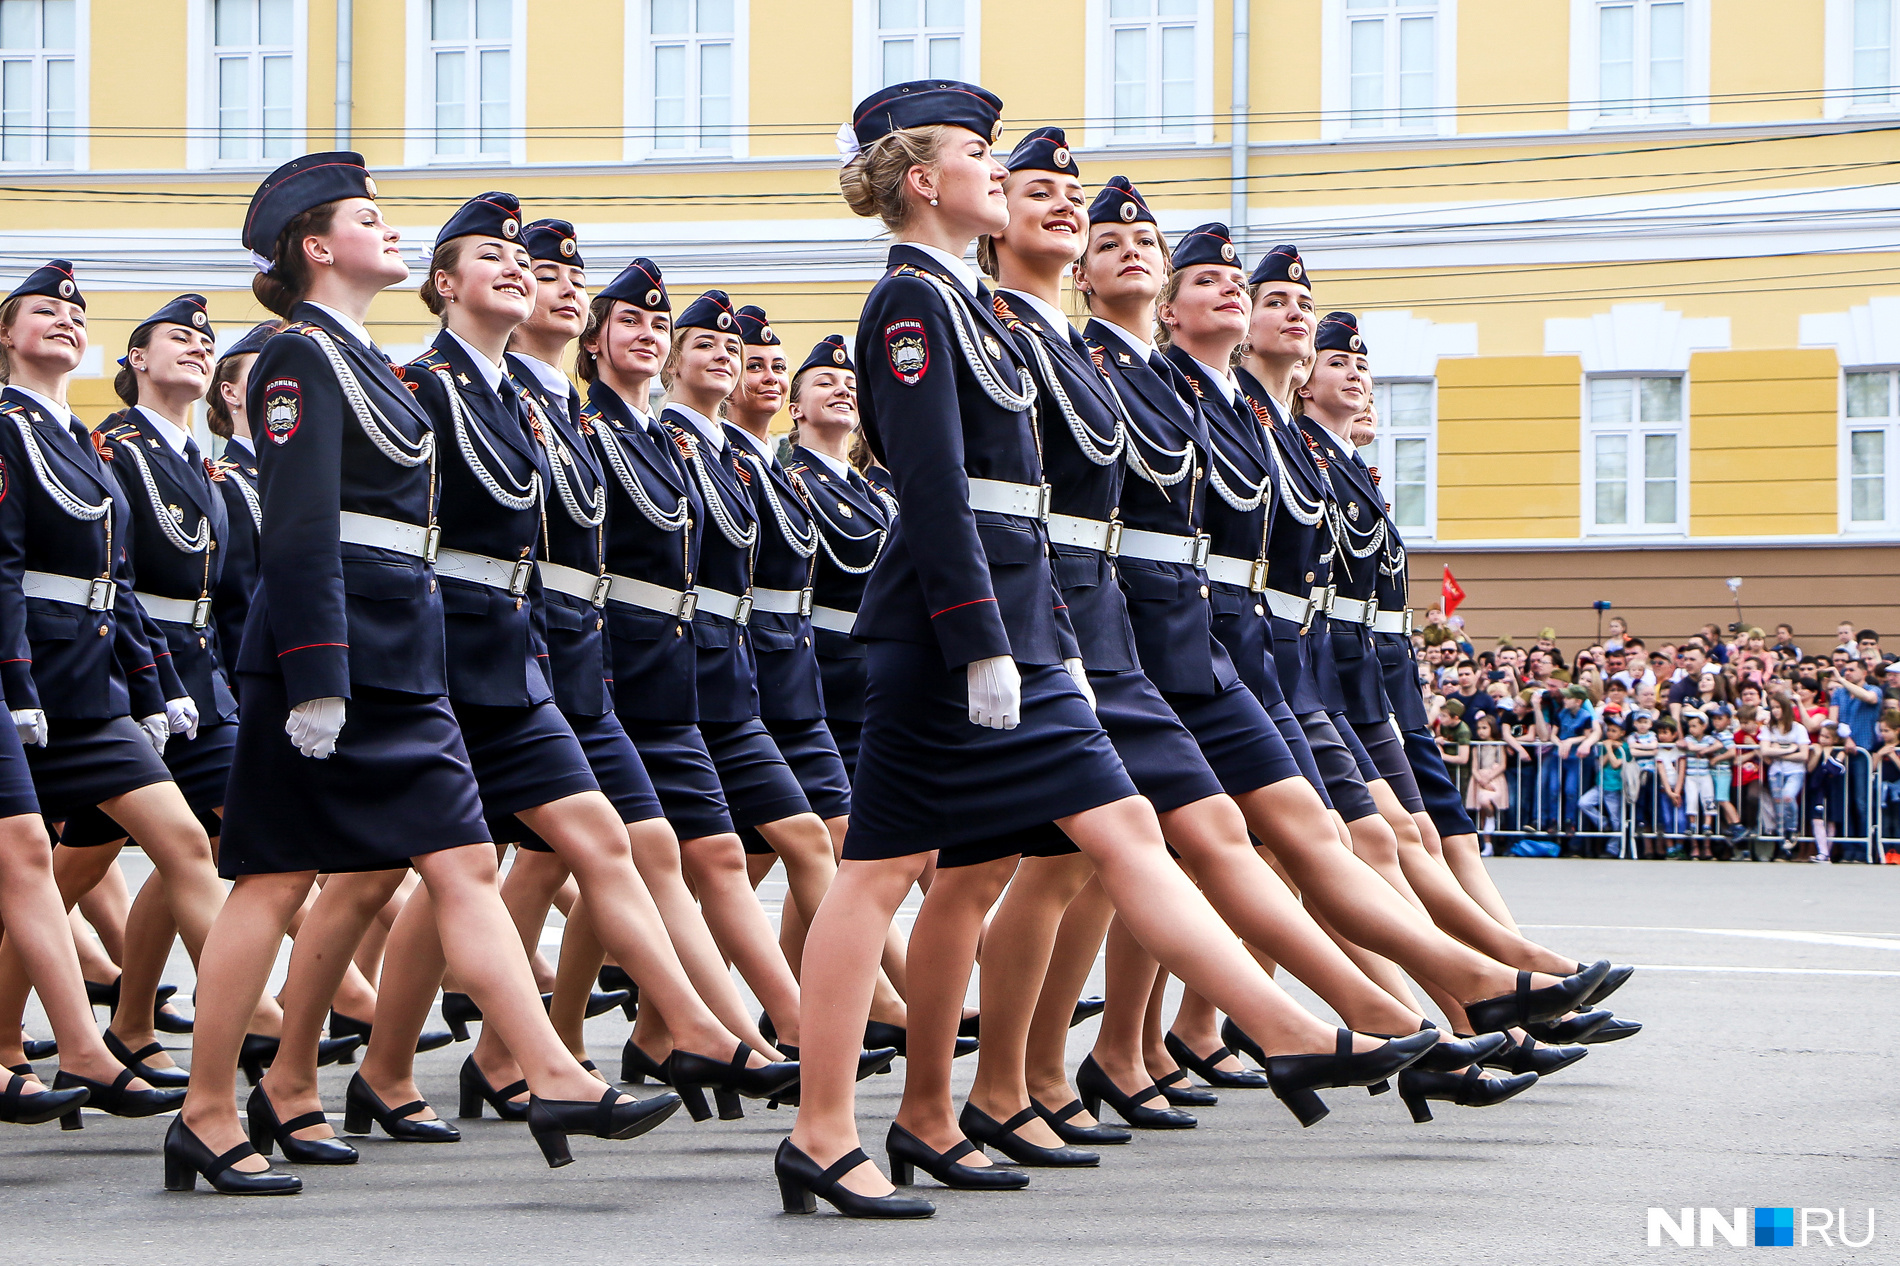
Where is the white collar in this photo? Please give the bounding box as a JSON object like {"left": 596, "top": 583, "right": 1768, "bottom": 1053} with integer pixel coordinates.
{"left": 10, "top": 385, "right": 78, "bottom": 431}
{"left": 445, "top": 329, "right": 504, "bottom": 394}
{"left": 730, "top": 424, "right": 773, "bottom": 462}
{"left": 907, "top": 242, "right": 981, "bottom": 297}
{"left": 134, "top": 405, "right": 193, "bottom": 458}
{"left": 1094, "top": 318, "right": 1158, "bottom": 364}
{"left": 512, "top": 352, "right": 572, "bottom": 401}
{"left": 806, "top": 448, "right": 854, "bottom": 481}
{"left": 1000, "top": 288, "right": 1072, "bottom": 338}
{"left": 1189, "top": 355, "right": 1244, "bottom": 406}
{"left": 666, "top": 402, "right": 725, "bottom": 451}
{"left": 307, "top": 302, "right": 374, "bottom": 351}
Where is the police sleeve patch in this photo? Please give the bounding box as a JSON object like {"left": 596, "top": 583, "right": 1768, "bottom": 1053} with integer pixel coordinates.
{"left": 263, "top": 378, "right": 302, "bottom": 445}
{"left": 884, "top": 319, "right": 929, "bottom": 386}
{"left": 0, "top": 455, "right": 7, "bottom": 503}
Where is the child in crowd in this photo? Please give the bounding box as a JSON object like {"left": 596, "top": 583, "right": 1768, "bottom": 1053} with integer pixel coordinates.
{"left": 1654, "top": 715, "right": 1686, "bottom": 859}
{"left": 1709, "top": 704, "right": 1745, "bottom": 846}
{"left": 1628, "top": 710, "right": 1660, "bottom": 857}
{"left": 1579, "top": 715, "right": 1628, "bottom": 855}
{"left": 1681, "top": 709, "right": 1720, "bottom": 859}
{"left": 1806, "top": 721, "right": 1845, "bottom": 863}
{"left": 1466, "top": 711, "right": 1518, "bottom": 855}
{"left": 1437, "top": 698, "right": 1472, "bottom": 794}
{"left": 1759, "top": 694, "right": 1811, "bottom": 858}
{"left": 1876, "top": 710, "right": 1900, "bottom": 865}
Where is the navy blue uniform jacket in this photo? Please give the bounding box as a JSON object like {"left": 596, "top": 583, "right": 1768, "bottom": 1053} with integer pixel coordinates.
{"left": 726, "top": 423, "right": 824, "bottom": 721}
{"left": 211, "top": 437, "right": 261, "bottom": 684}
{"left": 1302, "top": 417, "right": 1390, "bottom": 726}
{"left": 238, "top": 304, "right": 446, "bottom": 705}
{"left": 660, "top": 409, "right": 758, "bottom": 725}
{"left": 853, "top": 246, "right": 1074, "bottom": 671}
{"left": 787, "top": 445, "right": 890, "bottom": 724}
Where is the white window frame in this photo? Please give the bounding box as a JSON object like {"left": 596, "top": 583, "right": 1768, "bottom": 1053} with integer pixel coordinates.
{"left": 185, "top": 0, "right": 307, "bottom": 170}
{"left": 0, "top": 0, "right": 87, "bottom": 170}
{"left": 402, "top": 0, "right": 527, "bottom": 167}
{"left": 1320, "top": 0, "right": 1458, "bottom": 140}
{"left": 1081, "top": 0, "right": 1214, "bottom": 149}
{"left": 1364, "top": 378, "right": 1439, "bottom": 540}
{"left": 625, "top": 0, "right": 750, "bottom": 161}
{"left": 1581, "top": 373, "right": 1689, "bottom": 537}
{"left": 1840, "top": 366, "right": 1900, "bottom": 532}
{"left": 1824, "top": 0, "right": 1900, "bottom": 117}
{"left": 1567, "top": 0, "right": 1710, "bottom": 129}
{"left": 851, "top": 0, "right": 980, "bottom": 102}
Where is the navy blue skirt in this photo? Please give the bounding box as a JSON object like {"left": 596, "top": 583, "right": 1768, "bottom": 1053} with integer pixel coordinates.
{"left": 1163, "top": 678, "right": 1306, "bottom": 800}
{"left": 844, "top": 641, "right": 1136, "bottom": 864}
{"left": 1297, "top": 710, "right": 1380, "bottom": 824}
{"left": 62, "top": 719, "right": 235, "bottom": 845}
{"left": 1095, "top": 669, "right": 1224, "bottom": 814}
{"left": 1354, "top": 719, "right": 1425, "bottom": 814}
{"left": 221, "top": 676, "right": 490, "bottom": 877}
{"left": 826, "top": 717, "right": 863, "bottom": 782}
{"left": 740, "top": 716, "right": 850, "bottom": 855}
{"left": 0, "top": 709, "right": 40, "bottom": 820}
{"left": 456, "top": 700, "right": 601, "bottom": 846}
{"left": 29, "top": 716, "right": 171, "bottom": 829}
{"left": 620, "top": 719, "right": 735, "bottom": 841}
{"left": 1403, "top": 726, "right": 1480, "bottom": 839}
{"left": 1334, "top": 710, "right": 1383, "bottom": 783}
{"left": 516, "top": 710, "right": 665, "bottom": 852}
{"left": 1268, "top": 698, "right": 1332, "bottom": 808}
{"left": 702, "top": 718, "right": 811, "bottom": 836}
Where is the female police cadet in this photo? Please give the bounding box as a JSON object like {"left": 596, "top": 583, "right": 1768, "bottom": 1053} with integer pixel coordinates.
{"left": 784, "top": 336, "right": 892, "bottom": 779}
{"left": 499, "top": 222, "right": 791, "bottom": 1075}
{"left": 205, "top": 321, "right": 275, "bottom": 675}
{"left": 0, "top": 263, "right": 223, "bottom": 1128}
{"left": 778, "top": 81, "right": 1442, "bottom": 1221}
{"left": 172, "top": 156, "right": 681, "bottom": 1196}
{"left": 573, "top": 263, "right": 811, "bottom": 1070}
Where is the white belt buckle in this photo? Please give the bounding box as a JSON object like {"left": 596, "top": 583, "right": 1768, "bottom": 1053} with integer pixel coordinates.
{"left": 509, "top": 559, "right": 533, "bottom": 597}
{"left": 1249, "top": 559, "right": 1267, "bottom": 592}
{"left": 1402, "top": 608, "right": 1414, "bottom": 636}
{"left": 734, "top": 595, "right": 753, "bottom": 625}
{"left": 192, "top": 596, "right": 212, "bottom": 629}
{"left": 88, "top": 577, "right": 113, "bottom": 612}
{"left": 1191, "top": 534, "right": 1211, "bottom": 569}
{"left": 1105, "top": 520, "right": 1124, "bottom": 557}
{"left": 423, "top": 524, "right": 441, "bottom": 564}
{"left": 798, "top": 588, "right": 814, "bottom": 617}
{"left": 590, "top": 574, "right": 612, "bottom": 609}
{"left": 676, "top": 590, "right": 699, "bottom": 620}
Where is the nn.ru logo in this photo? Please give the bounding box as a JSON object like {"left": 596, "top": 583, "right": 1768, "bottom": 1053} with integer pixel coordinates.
{"left": 1646, "top": 1207, "right": 1876, "bottom": 1247}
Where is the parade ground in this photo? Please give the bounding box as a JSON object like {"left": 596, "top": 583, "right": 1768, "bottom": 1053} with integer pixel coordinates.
{"left": 5, "top": 856, "right": 1894, "bottom": 1265}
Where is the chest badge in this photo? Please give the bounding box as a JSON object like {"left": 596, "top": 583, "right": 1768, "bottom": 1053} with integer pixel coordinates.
{"left": 457, "top": 372, "right": 472, "bottom": 387}
{"left": 1118, "top": 352, "right": 1133, "bottom": 365}
{"left": 836, "top": 501, "right": 853, "bottom": 518}
{"left": 982, "top": 334, "right": 1002, "bottom": 360}
{"left": 1347, "top": 502, "right": 1359, "bottom": 522}
{"left": 168, "top": 503, "right": 184, "bottom": 522}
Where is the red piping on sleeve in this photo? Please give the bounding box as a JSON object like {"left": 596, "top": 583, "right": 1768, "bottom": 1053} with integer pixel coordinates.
{"left": 278, "top": 642, "right": 350, "bottom": 656}
{"left": 930, "top": 598, "right": 997, "bottom": 619}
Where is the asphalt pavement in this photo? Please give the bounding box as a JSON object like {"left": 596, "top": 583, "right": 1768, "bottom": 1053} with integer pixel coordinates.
{"left": 4, "top": 856, "right": 1896, "bottom": 1264}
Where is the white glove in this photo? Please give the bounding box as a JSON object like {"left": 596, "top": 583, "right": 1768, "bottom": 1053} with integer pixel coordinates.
{"left": 137, "top": 713, "right": 169, "bottom": 754}
{"left": 1063, "top": 657, "right": 1097, "bottom": 711}
{"left": 165, "top": 696, "right": 199, "bottom": 742}
{"left": 966, "top": 655, "right": 1021, "bottom": 731}
{"left": 285, "top": 696, "right": 346, "bottom": 760}
{"left": 11, "top": 708, "right": 46, "bottom": 748}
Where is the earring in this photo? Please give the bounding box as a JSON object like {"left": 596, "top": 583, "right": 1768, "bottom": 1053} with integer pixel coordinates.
{"left": 929, "top": 198, "right": 939, "bottom": 207}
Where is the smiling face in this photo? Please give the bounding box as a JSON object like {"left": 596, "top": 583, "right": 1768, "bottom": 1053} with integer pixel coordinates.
{"left": 132, "top": 322, "right": 216, "bottom": 399}
{"left": 1300, "top": 348, "right": 1371, "bottom": 422}
{"left": 1247, "top": 281, "right": 1315, "bottom": 365}
{"left": 523, "top": 260, "right": 588, "bottom": 343}
{"left": 3, "top": 295, "right": 88, "bottom": 374}
{"left": 674, "top": 327, "right": 742, "bottom": 403}
{"left": 1077, "top": 222, "right": 1167, "bottom": 312}
{"left": 736, "top": 343, "right": 790, "bottom": 419}
{"left": 437, "top": 235, "right": 535, "bottom": 325}
{"left": 315, "top": 197, "right": 408, "bottom": 287}
{"left": 1161, "top": 263, "right": 1249, "bottom": 350}
{"left": 791, "top": 366, "right": 858, "bottom": 437}
{"left": 589, "top": 299, "right": 672, "bottom": 384}
{"left": 994, "top": 170, "right": 1086, "bottom": 271}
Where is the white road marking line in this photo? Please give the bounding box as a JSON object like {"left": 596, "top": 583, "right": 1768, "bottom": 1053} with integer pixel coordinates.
{"left": 1522, "top": 925, "right": 1900, "bottom": 951}
{"left": 1629, "top": 963, "right": 1900, "bottom": 978}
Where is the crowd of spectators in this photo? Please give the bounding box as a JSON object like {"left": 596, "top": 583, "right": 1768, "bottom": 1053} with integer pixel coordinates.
{"left": 1410, "top": 612, "right": 1900, "bottom": 863}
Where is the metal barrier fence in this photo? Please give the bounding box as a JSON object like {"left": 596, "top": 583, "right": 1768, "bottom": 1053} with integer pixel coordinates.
{"left": 1448, "top": 739, "right": 1894, "bottom": 862}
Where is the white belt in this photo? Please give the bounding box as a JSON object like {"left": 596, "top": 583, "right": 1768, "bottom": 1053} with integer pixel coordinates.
{"left": 24, "top": 570, "right": 114, "bottom": 612}
{"left": 1328, "top": 594, "right": 1375, "bottom": 626}
{"left": 136, "top": 591, "right": 211, "bottom": 628}
{"left": 1371, "top": 608, "right": 1413, "bottom": 636}
{"left": 539, "top": 559, "right": 612, "bottom": 609}
{"left": 339, "top": 511, "right": 439, "bottom": 563}
{"left": 810, "top": 604, "right": 856, "bottom": 635}
{"left": 750, "top": 586, "right": 813, "bottom": 616}
{"left": 1116, "top": 527, "right": 1210, "bottom": 568}
{"left": 968, "top": 477, "right": 1051, "bottom": 521}
{"left": 1263, "top": 585, "right": 1330, "bottom": 628}
{"left": 694, "top": 585, "right": 752, "bottom": 624}
{"left": 1046, "top": 512, "right": 1120, "bottom": 554}
{"left": 436, "top": 548, "right": 534, "bottom": 597}
{"left": 604, "top": 573, "right": 697, "bottom": 620}
{"left": 1204, "top": 553, "right": 1266, "bottom": 591}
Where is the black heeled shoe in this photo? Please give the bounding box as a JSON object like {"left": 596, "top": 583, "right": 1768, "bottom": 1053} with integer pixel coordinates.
{"left": 1397, "top": 1066, "right": 1539, "bottom": 1123}
{"left": 163, "top": 1117, "right": 301, "bottom": 1195}
{"left": 103, "top": 1029, "right": 190, "bottom": 1088}
{"left": 1031, "top": 1096, "right": 1132, "bottom": 1145}
{"left": 862, "top": 1019, "right": 978, "bottom": 1061}
{"left": 598, "top": 966, "right": 640, "bottom": 1019}
{"left": 885, "top": 1121, "right": 1029, "bottom": 1190}
{"left": 957, "top": 1012, "right": 981, "bottom": 1039}
{"left": 1524, "top": 1010, "right": 1612, "bottom": 1045}
{"left": 1075, "top": 1055, "right": 1196, "bottom": 1129}
{"left": 22, "top": 1037, "right": 57, "bottom": 1060}
{"left": 581, "top": 989, "right": 631, "bottom": 1019}
{"left": 1221, "top": 1016, "right": 1269, "bottom": 1069}
{"left": 1071, "top": 996, "right": 1106, "bottom": 1027}
{"left": 327, "top": 1011, "right": 455, "bottom": 1061}
{"left": 775, "top": 1138, "right": 934, "bottom": 1218}
{"left": 1164, "top": 1032, "right": 1270, "bottom": 1089}
{"left": 1261, "top": 1029, "right": 1439, "bottom": 1128}
{"left": 155, "top": 1002, "right": 195, "bottom": 1036}
{"left": 246, "top": 1085, "right": 357, "bottom": 1164}
{"left": 525, "top": 1087, "right": 681, "bottom": 1168}
{"left": 439, "top": 991, "right": 482, "bottom": 1042}
{"left": 620, "top": 1038, "right": 670, "bottom": 1086}
{"left": 50, "top": 1067, "right": 184, "bottom": 1129}
{"left": 0, "top": 1072, "right": 87, "bottom": 1125}
{"left": 1411, "top": 1028, "right": 1512, "bottom": 1074}
{"left": 763, "top": 1047, "right": 898, "bottom": 1109}
{"left": 458, "top": 1055, "right": 530, "bottom": 1122}
{"left": 959, "top": 1103, "right": 1100, "bottom": 1167}
{"left": 340, "top": 1072, "right": 461, "bottom": 1142}
{"left": 237, "top": 1033, "right": 362, "bottom": 1086}
{"left": 1574, "top": 1011, "right": 1642, "bottom": 1044}
{"left": 1463, "top": 962, "right": 1611, "bottom": 1034}
{"left": 663, "top": 1044, "right": 799, "bottom": 1122}
{"left": 1476, "top": 1033, "right": 1589, "bottom": 1077}
{"left": 1153, "top": 1069, "right": 1218, "bottom": 1106}
{"left": 87, "top": 977, "right": 183, "bottom": 1023}
{"left": 1577, "top": 960, "right": 1633, "bottom": 1008}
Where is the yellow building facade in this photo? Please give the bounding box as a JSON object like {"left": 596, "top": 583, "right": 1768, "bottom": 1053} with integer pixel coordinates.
{"left": 4, "top": 0, "right": 1897, "bottom": 637}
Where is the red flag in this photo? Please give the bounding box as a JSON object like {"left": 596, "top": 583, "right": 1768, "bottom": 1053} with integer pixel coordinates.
{"left": 1441, "top": 565, "right": 1465, "bottom": 617}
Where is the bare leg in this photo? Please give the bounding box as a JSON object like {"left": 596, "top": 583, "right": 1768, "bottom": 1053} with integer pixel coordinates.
{"left": 351, "top": 872, "right": 415, "bottom": 988}
{"left": 1432, "top": 817, "right": 1521, "bottom": 932}
{"left": 677, "top": 831, "right": 802, "bottom": 1046}
{"left": 0, "top": 843, "right": 120, "bottom": 1052}
{"left": 1024, "top": 873, "right": 1113, "bottom": 1122}
{"left": 69, "top": 906, "right": 121, "bottom": 985}
{"left": 549, "top": 894, "right": 604, "bottom": 1061}
{"left": 1087, "top": 913, "right": 1163, "bottom": 1096}
{"left": 75, "top": 861, "right": 131, "bottom": 967}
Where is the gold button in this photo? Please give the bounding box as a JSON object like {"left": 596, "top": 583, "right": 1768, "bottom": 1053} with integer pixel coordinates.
{"left": 1194, "top": 466, "right": 1204, "bottom": 479}
{"left": 209, "top": 540, "right": 217, "bottom": 550}
{"left": 1305, "top": 571, "right": 1315, "bottom": 583}
{"left": 514, "top": 598, "right": 523, "bottom": 610}
{"left": 596, "top": 618, "right": 605, "bottom": 631}
{"left": 198, "top": 636, "right": 207, "bottom": 648}
{"left": 98, "top": 625, "right": 110, "bottom": 636}
{"left": 1199, "top": 584, "right": 1210, "bottom": 599}
{"left": 802, "top": 636, "right": 810, "bottom": 647}
{"left": 675, "top": 626, "right": 684, "bottom": 637}
{"left": 430, "top": 579, "right": 437, "bottom": 593}
{"left": 738, "top": 634, "right": 745, "bottom": 646}
{"left": 1254, "top": 603, "right": 1265, "bottom": 616}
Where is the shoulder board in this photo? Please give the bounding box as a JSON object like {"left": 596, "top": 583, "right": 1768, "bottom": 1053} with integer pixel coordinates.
{"left": 890, "top": 264, "right": 927, "bottom": 280}
{"left": 786, "top": 460, "right": 811, "bottom": 477}
{"left": 99, "top": 421, "right": 140, "bottom": 443}
{"left": 283, "top": 320, "right": 322, "bottom": 337}
{"left": 408, "top": 349, "right": 448, "bottom": 371}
